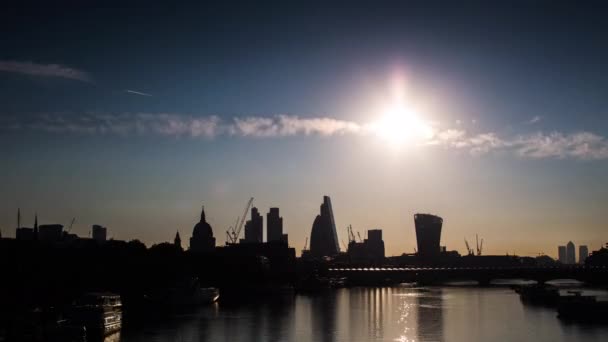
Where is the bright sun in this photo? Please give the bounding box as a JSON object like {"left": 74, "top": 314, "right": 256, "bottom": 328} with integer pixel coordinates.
{"left": 371, "top": 104, "right": 433, "bottom": 147}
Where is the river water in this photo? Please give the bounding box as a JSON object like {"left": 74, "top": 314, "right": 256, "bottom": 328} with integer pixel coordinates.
{"left": 120, "top": 285, "right": 608, "bottom": 342}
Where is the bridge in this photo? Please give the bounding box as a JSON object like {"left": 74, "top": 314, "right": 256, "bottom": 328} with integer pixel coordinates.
{"left": 327, "top": 266, "right": 608, "bottom": 285}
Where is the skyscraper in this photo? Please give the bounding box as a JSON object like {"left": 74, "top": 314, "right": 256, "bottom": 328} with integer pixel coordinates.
{"left": 579, "top": 245, "right": 589, "bottom": 264}
{"left": 414, "top": 213, "right": 443, "bottom": 260}
{"left": 566, "top": 241, "right": 576, "bottom": 264}
{"left": 267, "top": 207, "right": 284, "bottom": 243}
{"left": 558, "top": 246, "right": 567, "bottom": 263}
{"left": 92, "top": 225, "right": 107, "bottom": 243}
{"left": 309, "top": 196, "right": 340, "bottom": 257}
{"left": 244, "top": 207, "right": 263, "bottom": 243}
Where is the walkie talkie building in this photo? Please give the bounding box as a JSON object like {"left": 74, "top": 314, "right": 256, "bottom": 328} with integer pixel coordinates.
{"left": 414, "top": 213, "right": 443, "bottom": 260}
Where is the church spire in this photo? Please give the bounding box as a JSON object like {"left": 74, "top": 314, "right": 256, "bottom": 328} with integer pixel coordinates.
{"left": 174, "top": 230, "right": 182, "bottom": 249}
{"left": 200, "top": 205, "right": 206, "bottom": 223}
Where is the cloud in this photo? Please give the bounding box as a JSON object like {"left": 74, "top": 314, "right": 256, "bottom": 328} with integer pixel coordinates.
{"left": 429, "top": 129, "right": 608, "bottom": 160}
{"left": 0, "top": 60, "right": 91, "bottom": 82}
{"left": 515, "top": 132, "right": 608, "bottom": 160}
{"left": 125, "top": 89, "right": 152, "bottom": 97}
{"left": 527, "top": 116, "right": 542, "bottom": 124}
{"left": 3, "top": 113, "right": 359, "bottom": 140}
{"left": 233, "top": 115, "right": 361, "bottom": 137}
{"left": 3, "top": 113, "right": 608, "bottom": 160}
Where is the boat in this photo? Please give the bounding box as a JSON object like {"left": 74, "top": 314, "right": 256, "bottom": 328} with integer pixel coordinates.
{"left": 515, "top": 284, "right": 560, "bottom": 305}
{"left": 557, "top": 291, "right": 608, "bottom": 322}
{"left": 166, "top": 285, "right": 220, "bottom": 307}
{"left": 68, "top": 293, "right": 122, "bottom": 337}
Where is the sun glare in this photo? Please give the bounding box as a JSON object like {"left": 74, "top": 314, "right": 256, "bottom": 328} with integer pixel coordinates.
{"left": 371, "top": 104, "right": 433, "bottom": 147}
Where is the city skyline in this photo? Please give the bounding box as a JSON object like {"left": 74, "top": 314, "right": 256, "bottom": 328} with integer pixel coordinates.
{"left": 1, "top": 3, "right": 607, "bottom": 258}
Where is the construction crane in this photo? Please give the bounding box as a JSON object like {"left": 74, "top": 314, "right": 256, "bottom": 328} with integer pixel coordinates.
{"left": 347, "top": 225, "right": 356, "bottom": 243}
{"left": 226, "top": 197, "right": 254, "bottom": 244}
{"left": 357, "top": 231, "right": 363, "bottom": 243}
{"left": 341, "top": 239, "right": 348, "bottom": 250}
{"left": 464, "top": 238, "right": 474, "bottom": 255}
{"left": 67, "top": 218, "right": 76, "bottom": 233}
{"left": 476, "top": 234, "right": 484, "bottom": 256}
{"left": 302, "top": 237, "right": 309, "bottom": 252}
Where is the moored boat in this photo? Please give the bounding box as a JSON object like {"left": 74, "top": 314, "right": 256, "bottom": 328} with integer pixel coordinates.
{"left": 557, "top": 292, "right": 608, "bottom": 322}
{"left": 516, "top": 284, "right": 560, "bottom": 305}
{"left": 68, "top": 293, "right": 122, "bottom": 337}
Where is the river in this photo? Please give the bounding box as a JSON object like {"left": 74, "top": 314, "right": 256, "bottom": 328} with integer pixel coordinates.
{"left": 120, "top": 285, "right": 608, "bottom": 342}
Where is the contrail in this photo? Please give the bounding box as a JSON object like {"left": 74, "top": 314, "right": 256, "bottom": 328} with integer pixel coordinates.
{"left": 125, "top": 89, "right": 152, "bottom": 97}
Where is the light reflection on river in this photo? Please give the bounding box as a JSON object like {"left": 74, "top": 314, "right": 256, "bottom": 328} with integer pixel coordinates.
{"left": 120, "top": 286, "right": 608, "bottom": 342}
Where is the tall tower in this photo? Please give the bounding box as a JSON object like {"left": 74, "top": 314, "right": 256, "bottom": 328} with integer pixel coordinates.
{"left": 579, "top": 245, "right": 589, "bottom": 264}
{"left": 244, "top": 207, "right": 263, "bottom": 243}
{"left": 566, "top": 241, "right": 576, "bottom": 264}
{"left": 558, "top": 246, "right": 567, "bottom": 263}
{"left": 267, "top": 207, "right": 284, "bottom": 243}
{"left": 414, "top": 213, "right": 443, "bottom": 262}
{"left": 309, "top": 196, "right": 340, "bottom": 257}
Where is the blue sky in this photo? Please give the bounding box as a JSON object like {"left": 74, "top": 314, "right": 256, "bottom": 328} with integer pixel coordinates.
{"left": 1, "top": 2, "right": 607, "bottom": 256}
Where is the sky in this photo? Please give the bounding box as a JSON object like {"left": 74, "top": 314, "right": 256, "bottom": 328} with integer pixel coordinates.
{"left": 1, "top": 2, "right": 607, "bottom": 257}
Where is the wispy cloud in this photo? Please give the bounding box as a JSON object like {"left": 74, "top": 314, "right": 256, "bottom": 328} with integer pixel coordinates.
{"left": 527, "top": 116, "right": 542, "bottom": 124}
{"left": 3, "top": 113, "right": 360, "bottom": 139}
{"left": 429, "top": 129, "right": 608, "bottom": 160}
{"left": 0, "top": 60, "right": 91, "bottom": 82}
{"left": 125, "top": 89, "right": 152, "bottom": 97}
{"left": 3, "top": 113, "right": 608, "bottom": 160}
{"left": 233, "top": 115, "right": 361, "bottom": 137}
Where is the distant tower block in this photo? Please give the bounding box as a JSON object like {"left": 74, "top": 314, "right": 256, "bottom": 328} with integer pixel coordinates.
{"left": 267, "top": 207, "right": 284, "bottom": 243}
{"left": 566, "top": 241, "right": 576, "bottom": 264}
{"left": 92, "top": 225, "right": 107, "bottom": 243}
{"left": 579, "top": 245, "right": 589, "bottom": 264}
{"left": 558, "top": 246, "right": 567, "bottom": 263}
{"left": 243, "top": 207, "right": 263, "bottom": 243}
{"left": 414, "top": 213, "right": 443, "bottom": 260}
{"left": 309, "top": 196, "right": 340, "bottom": 257}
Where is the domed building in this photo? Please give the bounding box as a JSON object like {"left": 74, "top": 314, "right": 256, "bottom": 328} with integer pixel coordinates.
{"left": 189, "top": 206, "right": 216, "bottom": 253}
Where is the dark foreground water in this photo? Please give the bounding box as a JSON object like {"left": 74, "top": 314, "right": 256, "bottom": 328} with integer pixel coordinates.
{"left": 120, "top": 286, "right": 608, "bottom": 342}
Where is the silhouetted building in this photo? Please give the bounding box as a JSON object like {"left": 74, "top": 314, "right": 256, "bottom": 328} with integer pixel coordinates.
{"left": 92, "top": 225, "right": 107, "bottom": 243}
{"left": 414, "top": 213, "right": 443, "bottom": 261}
{"left": 243, "top": 207, "right": 263, "bottom": 243}
{"left": 267, "top": 207, "right": 284, "bottom": 243}
{"left": 579, "top": 245, "right": 589, "bottom": 264}
{"left": 309, "top": 196, "right": 340, "bottom": 258}
{"left": 558, "top": 245, "right": 567, "bottom": 263}
{"left": 566, "top": 241, "right": 576, "bottom": 264}
{"left": 347, "top": 229, "right": 385, "bottom": 263}
{"left": 189, "top": 206, "right": 216, "bottom": 253}
{"left": 174, "top": 231, "right": 182, "bottom": 249}
{"left": 366, "top": 229, "right": 385, "bottom": 260}
{"left": 38, "top": 224, "right": 63, "bottom": 242}
{"left": 16, "top": 227, "right": 34, "bottom": 241}
{"left": 15, "top": 208, "right": 35, "bottom": 241}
